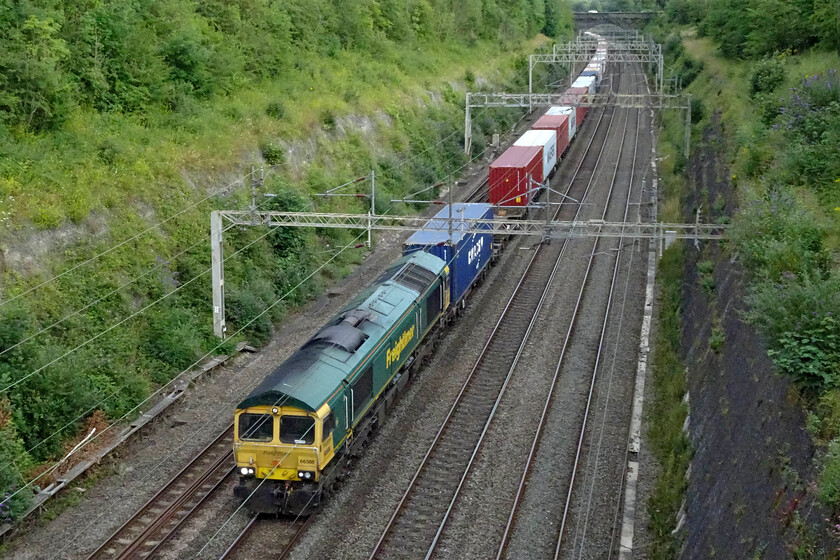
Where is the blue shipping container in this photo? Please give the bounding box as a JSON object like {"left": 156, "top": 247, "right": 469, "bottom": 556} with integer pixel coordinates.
{"left": 403, "top": 203, "right": 493, "bottom": 305}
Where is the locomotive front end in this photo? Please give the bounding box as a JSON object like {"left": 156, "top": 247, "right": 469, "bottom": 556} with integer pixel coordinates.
{"left": 233, "top": 403, "right": 333, "bottom": 515}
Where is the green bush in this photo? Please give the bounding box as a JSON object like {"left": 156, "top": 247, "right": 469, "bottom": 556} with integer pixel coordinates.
{"left": 0, "top": 402, "right": 33, "bottom": 522}
{"left": 690, "top": 97, "right": 705, "bottom": 124}
{"left": 746, "top": 277, "right": 840, "bottom": 390}
{"left": 265, "top": 101, "right": 286, "bottom": 120}
{"left": 260, "top": 141, "right": 285, "bottom": 166}
{"left": 819, "top": 438, "right": 840, "bottom": 504}
{"left": 730, "top": 189, "right": 828, "bottom": 281}
{"left": 750, "top": 57, "right": 786, "bottom": 97}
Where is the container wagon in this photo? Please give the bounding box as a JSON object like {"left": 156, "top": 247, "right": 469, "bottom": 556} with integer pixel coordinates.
{"left": 531, "top": 113, "right": 571, "bottom": 159}
{"left": 403, "top": 203, "right": 494, "bottom": 309}
{"left": 514, "top": 129, "right": 557, "bottom": 182}
{"left": 488, "top": 144, "right": 543, "bottom": 215}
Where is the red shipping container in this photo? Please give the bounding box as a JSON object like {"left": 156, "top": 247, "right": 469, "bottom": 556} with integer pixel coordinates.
{"left": 489, "top": 145, "right": 543, "bottom": 208}
{"left": 532, "top": 114, "right": 570, "bottom": 159}
{"left": 565, "top": 87, "right": 589, "bottom": 125}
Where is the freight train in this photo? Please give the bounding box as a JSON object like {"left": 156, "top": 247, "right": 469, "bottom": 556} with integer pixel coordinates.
{"left": 233, "top": 204, "right": 494, "bottom": 515}
{"left": 489, "top": 33, "right": 608, "bottom": 216}
{"left": 232, "top": 34, "right": 609, "bottom": 517}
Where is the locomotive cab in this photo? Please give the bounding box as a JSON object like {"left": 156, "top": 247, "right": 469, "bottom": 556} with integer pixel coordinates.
{"left": 233, "top": 402, "right": 335, "bottom": 514}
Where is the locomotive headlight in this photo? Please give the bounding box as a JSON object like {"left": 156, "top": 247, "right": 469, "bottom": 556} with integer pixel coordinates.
{"left": 241, "top": 467, "right": 250, "bottom": 475}
{"left": 297, "top": 470, "right": 314, "bottom": 480}
{"left": 271, "top": 407, "right": 279, "bottom": 414}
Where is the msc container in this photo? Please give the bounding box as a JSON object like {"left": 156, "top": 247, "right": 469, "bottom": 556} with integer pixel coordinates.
{"left": 489, "top": 145, "right": 543, "bottom": 209}
{"left": 532, "top": 113, "right": 570, "bottom": 158}
{"left": 546, "top": 106, "right": 576, "bottom": 141}
{"left": 403, "top": 203, "right": 493, "bottom": 305}
{"left": 565, "top": 87, "right": 589, "bottom": 124}
{"left": 514, "top": 129, "right": 557, "bottom": 180}
{"left": 573, "top": 76, "right": 597, "bottom": 94}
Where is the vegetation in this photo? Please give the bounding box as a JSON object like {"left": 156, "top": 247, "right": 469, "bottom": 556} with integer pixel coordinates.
{"left": 648, "top": 0, "right": 840, "bottom": 550}
{"left": 0, "top": 0, "right": 575, "bottom": 519}
{"left": 647, "top": 245, "right": 691, "bottom": 559}
{"left": 665, "top": 0, "right": 840, "bottom": 58}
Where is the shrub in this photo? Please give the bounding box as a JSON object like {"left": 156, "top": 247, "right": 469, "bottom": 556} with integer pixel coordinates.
{"left": 690, "top": 97, "right": 705, "bottom": 124}
{"left": 0, "top": 399, "right": 33, "bottom": 522}
{"left": 820, "top": 438, "right": 840, "bottom": 504}
{"left": 746, "top": 276, "right": 840, "bottom": 390}
{"left": 142, "top": 307, "right": 207, "bottom": 373}
{"left": 260, "top": 141, "right": 285, "bottom": 166}
{"left": 730, "top": 189, "right": 828, "bottom": 281}
{"left": 750, "top": 58, "right": 786, "bottom": 97}
{"left": 265, "top": 101, "right": 286, "bottom": 120}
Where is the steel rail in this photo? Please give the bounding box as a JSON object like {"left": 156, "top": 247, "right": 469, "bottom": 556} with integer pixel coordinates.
{"left": 425, "top": 62, "right": 632, "bottom": 560}
{"left": 555, "top": 61, "right": 644, "bottom": 560}
{"left": 218, "top": 514, "right": 259, "bottom": 560}
{"left": 368, "top": 65, "right": 622, "bottom": 560}
{"left": 276, "top": 516, "right": 315, "bottom": 560}
{"left": 490, "top": 58, "right": 641, "bottom": 560}
{"left": 86, "top": 425, "right": 234, "bottom": 560}
{"left": 493, "top": 60, "right": 635, "bottom": 560}
{"left": 218, "top": 515, "right": 312, "bottom": 560}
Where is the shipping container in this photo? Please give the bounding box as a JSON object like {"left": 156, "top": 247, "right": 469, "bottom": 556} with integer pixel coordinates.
{"left": 489, "top": 145, "right": 543, "bottom": 209}
{"left": 514, "top": 129, "right": 557, "bottom": 180}
{"left": 565, "top": 87, "right": 589, "bottom": 124}
{"left": 546, "top": 106, "right": 576, "bottom": 140}
{"left": 581, "top": 70, "right": 599, "bottom": 85}
{"left": 403, "top": 203, "right": 493, "bottom": 305}
{"left": 573, "top": 76, "right": 597, "bottom": 94}
{"left": 532, "top": 113, "right": 570, "bottom": 158}
{"left": 585, "top": 64, "right": 604, "bottom": 81}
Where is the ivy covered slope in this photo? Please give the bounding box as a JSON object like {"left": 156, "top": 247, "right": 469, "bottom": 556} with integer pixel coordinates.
{"left": 0, "top": 0, "right": 574, "bottom": 520}
{"left": 652, "top": 0, "right": 840, "bottom": 533}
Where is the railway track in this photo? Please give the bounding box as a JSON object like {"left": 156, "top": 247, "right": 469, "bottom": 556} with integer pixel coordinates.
{"left": 218, "top": 515, "right": 312, "bottom": 560}
{"left": 366, "top": 63, "right": 628, "bottom": 560}
{"left": 417, "top": 59, "right": 643, "bottom": 560}
{"left": 496, "top": 60, "right": 648, "bottom": 560}
{"left": 86, "top": 426, "right": 235, "bottom": 560}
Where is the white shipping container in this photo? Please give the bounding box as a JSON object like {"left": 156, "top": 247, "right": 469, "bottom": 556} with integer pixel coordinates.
{"left": 514, "top": 129, "right": 558, "bottom": 180}
{"left": 546, "top": 106, "right": 576, "bottom": 141}
{"left": 573, "top": 76, "right": 597, "bottom": 94}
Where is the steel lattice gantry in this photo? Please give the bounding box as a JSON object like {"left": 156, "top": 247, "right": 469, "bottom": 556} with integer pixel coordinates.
{"left": 464, "top": 91, "right": 691, "bottom": 158}
{"left": 532, "top": 39, "right": 664, "bottom": 96}
{"left": 210, "top": 209, "right": 726, "bottom": 337}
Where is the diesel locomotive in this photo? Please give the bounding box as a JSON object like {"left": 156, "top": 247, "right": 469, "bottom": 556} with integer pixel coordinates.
{"left": 233, "top": 204, "right": 494, "bottom": 515}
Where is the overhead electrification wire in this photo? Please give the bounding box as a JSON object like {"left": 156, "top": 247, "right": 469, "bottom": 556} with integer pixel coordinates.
{"left": 0, "top": 226, "right": 275, "bottom": 394}
{"left": 0, "top": 228, "right": 372, "bottom": 510}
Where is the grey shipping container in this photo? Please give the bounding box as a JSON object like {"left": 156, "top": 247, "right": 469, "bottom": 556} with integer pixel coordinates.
{"left": 403, "top": 203, "right": 493, "bottom": 305}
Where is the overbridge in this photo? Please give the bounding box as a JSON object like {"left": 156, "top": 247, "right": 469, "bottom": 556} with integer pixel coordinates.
{"left": 573, "top": 12, "right": 659, "bottom": 30}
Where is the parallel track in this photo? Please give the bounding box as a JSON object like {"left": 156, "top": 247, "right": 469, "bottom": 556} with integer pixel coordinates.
{"left": 87, "top": 426, "right": 234, "bottom": 560}
{"left": 218, "top": 515, "right": 312, "bottom": 560}
{"left": 495, "top": 59, "right": 646, "bottom": 560}
{"left": 367, "top": 64, "right": 626, "bottom": 560}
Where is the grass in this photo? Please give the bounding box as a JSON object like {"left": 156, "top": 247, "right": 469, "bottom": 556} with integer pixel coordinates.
{"left": 0, "top": 36, "right": 548, "bottom": 234}
{"left": 647, "top": 244, "right": 691, "bottom": 560}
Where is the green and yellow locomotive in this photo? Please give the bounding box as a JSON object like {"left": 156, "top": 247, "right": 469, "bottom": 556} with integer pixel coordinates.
{"left": 233, "top": 251, "right": 451, "bottom": 515}
{"left": 233, "top": 203, "right": 494, "bottom": 515}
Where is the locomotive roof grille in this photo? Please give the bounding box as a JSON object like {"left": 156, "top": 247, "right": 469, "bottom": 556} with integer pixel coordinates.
{"left": 374, "top": 262, "right": 437, "bottom": 293}
{"left": 393, "top": 263, "right": 437, "bottom": 292}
